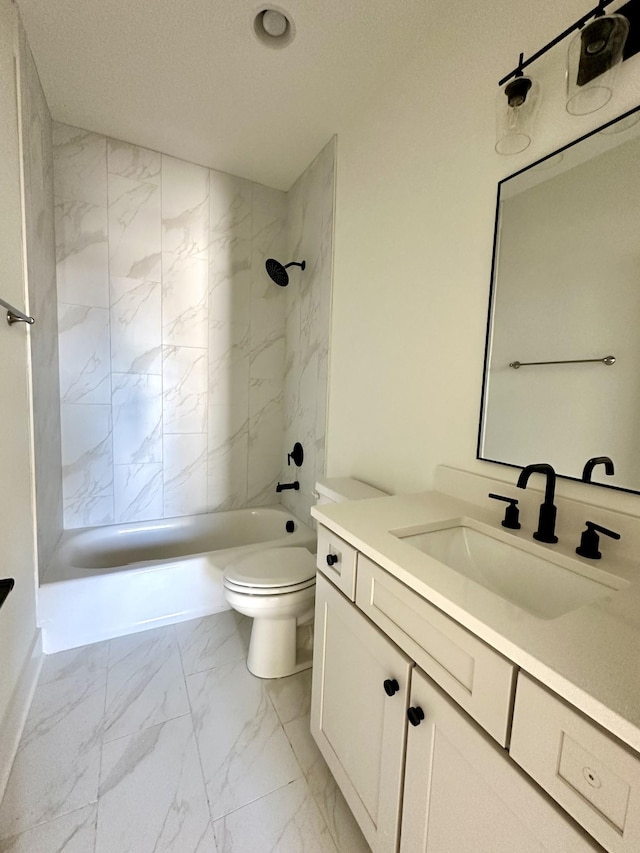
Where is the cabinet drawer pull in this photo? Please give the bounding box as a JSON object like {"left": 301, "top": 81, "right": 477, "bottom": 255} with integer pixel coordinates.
{"left": 407, "top": 706, "right": 425, "bottom": 727}
{"left": 384, "top": 678, "right": 400, "bottom": 697}
{"left": 326, "top": 553, "right": 339, "bottom": 566}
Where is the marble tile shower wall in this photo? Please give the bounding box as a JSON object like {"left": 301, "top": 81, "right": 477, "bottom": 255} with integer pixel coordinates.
{"left": 280, "top": 138, "right": 335, "bottom": 523}
{"left": 54, "top": 123, "right": 287, "bottom": 528}
{"left": 18, "top": 28, "right": 63, "bottom": 571}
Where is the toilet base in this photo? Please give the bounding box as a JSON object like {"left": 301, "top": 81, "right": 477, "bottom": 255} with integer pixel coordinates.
{"left": 247, "top": 615, "right": 313, "bottom": 679}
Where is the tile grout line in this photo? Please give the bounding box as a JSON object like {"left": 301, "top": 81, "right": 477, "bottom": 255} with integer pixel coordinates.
{"left": 264, "top": 671, "right": 348, "bottom": 852}
{"left": 105, "top": 136, "right": 115, "bottom": 528}
{"left": 92, "top": 636, "right": 114, "bottom": 852}
{"left": 173, "top": 620, "right": 217, "bottom": 839}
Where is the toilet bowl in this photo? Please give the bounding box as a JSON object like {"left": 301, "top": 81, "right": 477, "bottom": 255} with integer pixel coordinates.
{"left": 223, "top": 547, "right": 316, "bottom": 679}
{"left": 223, "top": 478, "right": 389, "bottom": 679}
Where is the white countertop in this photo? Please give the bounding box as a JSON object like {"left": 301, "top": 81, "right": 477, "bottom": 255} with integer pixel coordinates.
{"left": 312, "top": 490, "right": 640, "bottom": 755}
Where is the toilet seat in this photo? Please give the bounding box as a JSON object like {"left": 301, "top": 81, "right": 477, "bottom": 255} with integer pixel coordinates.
{"left": 223, "top": 576, "right": 315, "bottom": 596}
{"left": 223, "top": 547, "right": 316, "bottom": 593}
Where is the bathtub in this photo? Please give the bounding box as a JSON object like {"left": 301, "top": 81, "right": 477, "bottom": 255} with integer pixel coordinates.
{"left": 39, "top": 506, "right": 315, "bottom": 653}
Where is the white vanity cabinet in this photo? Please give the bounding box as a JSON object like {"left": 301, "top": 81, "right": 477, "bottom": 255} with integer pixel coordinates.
{"left": 311, "top": 524, "right": 607, "bottom": 853}
{"left": 401, "top": 667, "right": 601, "bottom": 853}
{"left": 311, "top": 573, "right": 412, "bottom": 853}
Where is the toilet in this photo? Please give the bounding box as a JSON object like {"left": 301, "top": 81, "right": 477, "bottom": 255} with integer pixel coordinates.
{"left": 223, "top": 477, "right": 388, "bottom": 678}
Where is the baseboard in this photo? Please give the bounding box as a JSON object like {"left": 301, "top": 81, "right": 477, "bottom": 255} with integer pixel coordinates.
{"left": 0, "top": 628, "right": 43, "bottom": 801}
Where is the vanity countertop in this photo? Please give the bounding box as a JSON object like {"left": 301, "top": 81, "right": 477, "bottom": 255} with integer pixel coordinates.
{"left": 312, "top": 490, "right": 640, "bottom": 755}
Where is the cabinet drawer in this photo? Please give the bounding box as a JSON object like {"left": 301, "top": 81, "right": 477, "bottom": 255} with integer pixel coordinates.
{"left": 316, "top": 525, "right": 358, "bottom": 600}
{"left": 510, "top": 673, "right": 640, "bottom": 853}
{"left": 355, "top": 554, "right": 516, "bottom": 745}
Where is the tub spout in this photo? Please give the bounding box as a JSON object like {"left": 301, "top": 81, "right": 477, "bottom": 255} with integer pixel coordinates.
{"left": 276, "top": 481, "right": 300, "bottom": 492}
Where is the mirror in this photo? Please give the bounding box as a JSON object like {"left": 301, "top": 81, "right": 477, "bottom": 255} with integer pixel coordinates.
{"left": 478, "top": 106, "right": 640, "bottom": 494}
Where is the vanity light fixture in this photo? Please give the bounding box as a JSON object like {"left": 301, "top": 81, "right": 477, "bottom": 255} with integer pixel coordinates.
{"left": 566, "top": 9, "right": 629, "bottom": 114}
{"left": 496, "top": 0, "right": 637, "bottom": 155}
{"left": 495, "top": 56, "right": 540, "bottom": 155}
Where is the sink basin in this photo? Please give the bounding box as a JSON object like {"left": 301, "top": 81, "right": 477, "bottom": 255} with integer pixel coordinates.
{"left": 392, "top": 520, "right": 627, "bottom": 620}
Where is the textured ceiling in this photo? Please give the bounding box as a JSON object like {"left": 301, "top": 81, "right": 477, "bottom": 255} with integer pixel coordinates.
{"left": 16, "top": 0, "right": 427, "bottom": 189}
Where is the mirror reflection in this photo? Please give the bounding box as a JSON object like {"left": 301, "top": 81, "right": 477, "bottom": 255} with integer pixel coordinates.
{"left": 478, "top": 106, "right": 640, "bottom": 493}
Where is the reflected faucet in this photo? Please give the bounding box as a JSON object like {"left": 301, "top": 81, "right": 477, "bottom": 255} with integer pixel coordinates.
{"left": 582, "top": 456, "right": 615, "bottom": 483}
{"left": 516, "top": 463, "right": 558, "bottom": 544}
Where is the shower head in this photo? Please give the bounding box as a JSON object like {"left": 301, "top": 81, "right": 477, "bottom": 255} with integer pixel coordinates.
{"left": 265, "top": 258, "right": 306, "bottom": 287}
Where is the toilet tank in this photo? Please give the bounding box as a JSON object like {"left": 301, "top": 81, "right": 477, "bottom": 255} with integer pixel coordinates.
{"left": 314, "top": 477, "right": 388, "bottom": 505}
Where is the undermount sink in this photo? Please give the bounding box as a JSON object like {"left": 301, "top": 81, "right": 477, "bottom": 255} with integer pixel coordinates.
{"left": 391, "top": 519, "right": 628, "bottom": 620}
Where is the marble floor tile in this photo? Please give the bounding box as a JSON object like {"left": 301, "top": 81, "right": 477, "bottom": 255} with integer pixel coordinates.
{"left": 212, "top": 777, "right": 337, "bottom": 853}
{"left": 1, "top": 613, "right": 365, "bottom": 853}
{"left": 307, "top": 765, "right": 371, "bottom": 853}
{"left": 0, "top": 672, "right": 105, "bottom": 839}
{"left": 104, "top": 626, "right": 190, "bottom": 743}
{"left": 265, "top": 669, "right": 312, "bottom": 726}
{"left": 175, "top": 610, "right": 250, "bottom": 676}
{"left": 39, "top": 641, "right": 109, "bottom": 687}
{"left": 284, "top": 712, "right": 370, "bottom": 853}
{"left": 187, "top": 658, "right": 302, "bottom": 820}
{"left": 96, "top": 716, "right": 213, "bottom": 853}
{"left": 273, "top": 679, "right": 370, "bottom": 853}
{"left": 0, "top": 804, "right": 97, "bottom": 853}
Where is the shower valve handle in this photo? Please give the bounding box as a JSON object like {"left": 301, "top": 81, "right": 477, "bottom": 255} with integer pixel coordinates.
{"left": 287, "top": 442, "right": 304, "bottom": 467}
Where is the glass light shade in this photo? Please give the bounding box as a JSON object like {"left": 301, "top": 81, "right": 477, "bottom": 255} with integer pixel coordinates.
{"left": 566, "top": 14, "right": 629, "bottom": 115}
{"left": 495, "top": 75, "right": 540, "bottom": 155}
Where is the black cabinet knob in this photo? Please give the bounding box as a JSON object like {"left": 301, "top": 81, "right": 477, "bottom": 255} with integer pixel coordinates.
{"left": 407, "top": 706, "right": 425, "bottom": 727}
{"left": 326, "top": 554, "right": 338, "bottom": 566}
{"left": 383, "top": 679, "right": 399, "bottom": 697}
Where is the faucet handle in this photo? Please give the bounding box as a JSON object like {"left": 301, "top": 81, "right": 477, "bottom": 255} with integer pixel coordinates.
{"left": 488, "top": 493, "right": 521, "bottom": 530}
{"left": 576, "top": 521, "right": 621, "bottom": 560}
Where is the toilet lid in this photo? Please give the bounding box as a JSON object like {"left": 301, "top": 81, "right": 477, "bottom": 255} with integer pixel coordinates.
{"left": 224, "top": 547, "right": 316, "bottom": 589}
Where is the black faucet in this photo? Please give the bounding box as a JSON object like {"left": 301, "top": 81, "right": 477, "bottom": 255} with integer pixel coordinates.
{"left": 516, "top": 463, "right": 558, "bottom": 544}
{"left": 582, "top": 456, "right": 614, "bottom": 483}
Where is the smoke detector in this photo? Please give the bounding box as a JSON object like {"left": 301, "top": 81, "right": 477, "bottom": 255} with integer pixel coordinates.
{"left": 253, "top": 6, "right": 295, "bottom": 48}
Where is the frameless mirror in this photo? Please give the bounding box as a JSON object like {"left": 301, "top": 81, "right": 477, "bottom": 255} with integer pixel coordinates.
{"left": 478, "top": 106, "right": 640, "bottom": 494}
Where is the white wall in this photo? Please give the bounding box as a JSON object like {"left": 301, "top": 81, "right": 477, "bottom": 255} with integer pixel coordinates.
{"left": 326, "top": 0, "right": 640, "bottom": 513}
{"left": 18, "top": 25, "right": 63, "bottom": 574}
{"left": 0, "top": 0, "right": 41, "bottom": 795}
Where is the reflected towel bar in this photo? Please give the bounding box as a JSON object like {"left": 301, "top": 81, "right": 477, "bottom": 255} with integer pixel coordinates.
{"left": 0, "top": 297, "right": 34, "bottom": 327}
{"left": 509, "top": 355, "right": 616, "bottom": 369}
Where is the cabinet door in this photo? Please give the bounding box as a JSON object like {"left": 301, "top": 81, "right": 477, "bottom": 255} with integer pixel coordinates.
{"left": 401, "top": 669, "right": 602, "bottom": 853}
{"left": 311, "top": 573, "right": 412, "bottom": 853}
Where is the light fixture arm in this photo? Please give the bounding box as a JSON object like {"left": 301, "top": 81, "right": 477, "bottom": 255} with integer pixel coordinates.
{"left": 498, "top": 0, "right": 615, "bottom": 86}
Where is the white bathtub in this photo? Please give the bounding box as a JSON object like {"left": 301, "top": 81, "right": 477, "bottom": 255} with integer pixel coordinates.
{"left": 39, "top": 506, "right": 315, "bottom": 653}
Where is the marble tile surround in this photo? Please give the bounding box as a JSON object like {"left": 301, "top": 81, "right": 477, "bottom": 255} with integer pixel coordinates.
{"left": 54, "top": 125, "right": 335, "bottom": 528}
{"left": 0, "top": 612, "right": 370, "bottom": 853}
{"left": 280, "top": 139, "right": 335, "bottom": 524}
{"left": 55, "top": 124, "right": 288, "bottom": 527}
